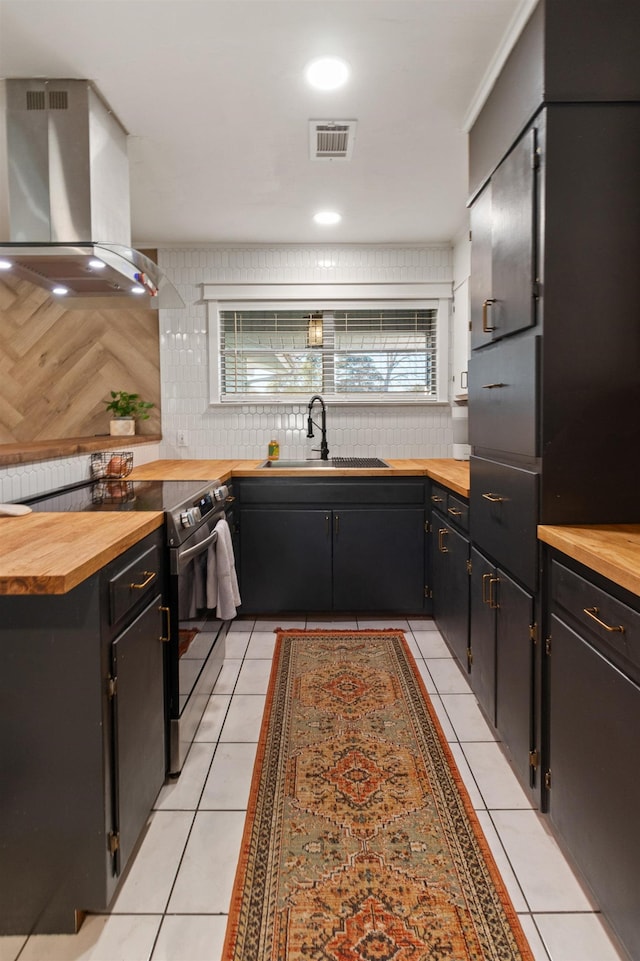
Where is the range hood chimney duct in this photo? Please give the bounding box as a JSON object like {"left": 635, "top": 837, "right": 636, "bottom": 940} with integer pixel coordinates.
{"left": 0, "top": 78, "right": 182, "bottom": 308}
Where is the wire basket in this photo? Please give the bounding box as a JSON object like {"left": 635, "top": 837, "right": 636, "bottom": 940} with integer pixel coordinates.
{"left": 90, "top": 451, "right": 134, "bottom": 479}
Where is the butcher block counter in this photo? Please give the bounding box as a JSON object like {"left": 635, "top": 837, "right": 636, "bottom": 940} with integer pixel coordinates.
{"left": 538, "top": 524, "right": 640, "bottom": 598}
{"left": 0, "top": 512, "right": 163, "bottom": 595}
{"left": 128, "top": 457, "right": 471, "bottom": 497}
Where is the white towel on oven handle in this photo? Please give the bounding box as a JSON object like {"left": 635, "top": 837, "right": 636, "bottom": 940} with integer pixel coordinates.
{"left": 206, "top": 517, "right": 241, "bottom": 619}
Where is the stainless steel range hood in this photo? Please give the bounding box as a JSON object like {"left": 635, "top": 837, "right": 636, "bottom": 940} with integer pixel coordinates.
{"left": 0, "top": 78, "right": 183, "bottom": 309}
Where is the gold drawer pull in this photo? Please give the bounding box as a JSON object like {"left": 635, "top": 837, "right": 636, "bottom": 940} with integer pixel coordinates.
{"left": 482, "top": 298, "right": 497, "bottom": 332}
{"left": 431, "top": 495, "right": 444, "bottom": 504}
{"left": 438, "top": 528, "right": 449, "bottom": 553}
{"left": 481, "top": 382, "right": 506, "bottom": 389}
{"left": 447, "top": 507, "right": 462, "bottom": 517}
{"left": 583, "top": 607, "right": 625, "bottom": 634}
{"left": 130, "top": 570, "right": 156, "bottom": 590}
{"left": 482, "top": 492, "right": 504, "bottom": 503}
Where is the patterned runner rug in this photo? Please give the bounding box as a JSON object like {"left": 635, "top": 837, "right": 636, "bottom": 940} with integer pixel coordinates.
{"left": 223, "top": 629, "right": 533, "bottom": 961}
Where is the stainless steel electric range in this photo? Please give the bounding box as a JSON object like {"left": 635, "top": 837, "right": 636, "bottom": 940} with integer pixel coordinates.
{"left": 25, "top": 477, "right": 236, "bottom": 775}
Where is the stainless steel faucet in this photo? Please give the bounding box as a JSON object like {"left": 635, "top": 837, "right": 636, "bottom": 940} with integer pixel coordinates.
{"left": 306, "top": 394, "right": 329, "bottom": 460}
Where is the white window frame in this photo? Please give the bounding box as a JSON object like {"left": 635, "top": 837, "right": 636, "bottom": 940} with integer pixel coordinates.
{"left": 206, "top": 291, "right": 450, "bottom": 406}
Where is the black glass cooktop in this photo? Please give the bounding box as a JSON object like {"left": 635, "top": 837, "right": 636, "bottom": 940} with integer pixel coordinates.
{"left": 24, "top": 479, "right": 212, "bottom": 514}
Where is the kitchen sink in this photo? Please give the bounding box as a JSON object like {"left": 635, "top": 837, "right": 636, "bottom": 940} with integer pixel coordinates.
{"left": 257, "top": 457, "right": 391, "bottom": 469}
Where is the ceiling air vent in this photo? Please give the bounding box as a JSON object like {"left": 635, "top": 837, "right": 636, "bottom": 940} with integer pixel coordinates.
{"left": 309, "top": 120, "right": 358, "bottom": 161}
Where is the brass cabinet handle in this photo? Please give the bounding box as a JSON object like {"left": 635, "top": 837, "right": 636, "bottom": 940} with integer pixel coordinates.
{"left": 431, "top": 495, "right": 444, "bottom": 504}
{"left": 447, "top": 507, "right": 462, "bottom": 517}
{"left": 583, "top": 607, "right": 625, "bottom": 633}
{"left": 488, "top": 576, "right": 500, "bottom": 609}
{"left": 130, "top": 570, "right": 156, "bottom": 590}
{"left": 482, "top": 492, "right": 504, "bottom": 503}
{"left": 438, "top": 528, "right": 449, "bottom": 553}
{"left": 159, "top": 605, "right": 171, "bottom": 643}
{"left": 482, "top": 298, "right": 497, "bottom": 332}
{"left": 481, "top": 382, "right": 506, "bottom": 389}
{"left": 482, "top": 572, "right": 492, "bottom": 604}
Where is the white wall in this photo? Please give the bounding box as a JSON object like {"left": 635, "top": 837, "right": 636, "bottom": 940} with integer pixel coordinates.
{"left": 157, "top": 244, "right": 455, "bottom": 461}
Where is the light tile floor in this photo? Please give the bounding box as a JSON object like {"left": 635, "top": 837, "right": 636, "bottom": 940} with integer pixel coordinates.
{"left": 1, "top": 616, "right": 629, "bottom": 961}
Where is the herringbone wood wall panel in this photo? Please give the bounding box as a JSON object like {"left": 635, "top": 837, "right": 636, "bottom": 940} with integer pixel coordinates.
{"left": 0, "top": 276, "right": 161, "bottom": 443}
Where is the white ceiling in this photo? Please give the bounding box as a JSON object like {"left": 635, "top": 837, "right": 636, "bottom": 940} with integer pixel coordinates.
{"left": 0, "top": 0, "right": 533, "bottom": 248}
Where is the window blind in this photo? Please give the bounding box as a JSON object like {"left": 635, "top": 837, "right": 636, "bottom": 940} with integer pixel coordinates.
{"left": 219, "top": 307, "right": 438, "bottom": 399}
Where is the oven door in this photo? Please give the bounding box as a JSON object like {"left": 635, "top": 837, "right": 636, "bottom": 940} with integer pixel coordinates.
{"left": 167, "top": 513, "right": 228, "bottom": 774}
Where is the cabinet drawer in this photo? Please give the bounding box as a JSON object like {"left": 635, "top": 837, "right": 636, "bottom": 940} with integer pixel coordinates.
{"left": 470, "top": 456, "right": 539, "bottom": 590}
{"left": 551, "top": 560, "right": 640, "bottom": 681}
{"left": 109, "top": 544, "right": 162, "bottom": 626}
{"left": 446, "top": 494, "right": 469, "bottom": 532}
{"left": 430, "top": 485, "right": 469, "bottom": 532}
{"left": 429, "top": 484, "right": 448, "bottom": 510}
{"left": 468, "top": 335, "right": 539, "bottom": 456}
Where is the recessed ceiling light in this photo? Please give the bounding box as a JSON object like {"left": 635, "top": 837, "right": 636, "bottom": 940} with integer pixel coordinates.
{"left": 305, "top": 57, "right": 349, "bottom": 91}
{"left": 52, "top": 286, "right": 69, "bottom": 295}
{"left": 0, "top": 259, "right": 12, "bottom": 270}
{"left": 313, "top": 211, "right": 342, "bottom": 226}
{"left": 88, "top": 258, "right": 106, "bottom": 269}
{"left": 131, "top": 285, "right": 145, "bottom": 294}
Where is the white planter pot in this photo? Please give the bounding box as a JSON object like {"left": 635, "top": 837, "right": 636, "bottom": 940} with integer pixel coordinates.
{"left": 109, "top": 417, "right": 135, "bottom": 437}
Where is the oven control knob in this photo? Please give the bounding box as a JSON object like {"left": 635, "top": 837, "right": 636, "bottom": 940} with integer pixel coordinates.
{"left": 180, "top": 509, "right": 195, "bottom": 528}
{"left": 214, "top": 484, "right": 229, "bottom": 502}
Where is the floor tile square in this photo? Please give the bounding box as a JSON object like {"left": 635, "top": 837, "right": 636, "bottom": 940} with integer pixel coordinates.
{"left": 413, "top": 630, "right": 451, "bottom": 658}
{"left": 475, "top": 810, "right": 528, "bottom": 913}
{"left": 154, "top": 742, "right": 215, "bottom": 811}
{"left": 224, "top": 633, "right": 250, "bottom": 659}
{"left": 534, "top": 912, "right": 626, "bottom": 961}
{"left": 439, "top": 693, "right": 497, "bottom": 742}
{"left": 429, "top": 694, "right": 457, "bottom": 742}
{"left": 111, "top": 811, "right": 194, "bottom": 914}
{"left": 245, "top": 631, "right": 278, "bottom": 658}
{"left": 219, "top": 694, "right": 266, "bottom": 741}
{"left": 516, "top": 915, "right": 550, "bottom": 961}
{"left": 0, "top": 936, "right": 26, "bottom": 961}
{"left": 200, "top": 741, "right": 258, "bottom": 809}
{"left": 426, "top": 657, "right": 472, "bottom": 694}
{"left": 17, "top": 916, "right": 162, "bottom": 961}
{"left": 491, "top": 810, "right": 595, "bottom": 913}
{"left": 234, "top": 658, "right": 272, "bottom": 694}
{"left": 448, "top": 742, "right": 485, "bottom": 810}
{"left": 211, "top": 659, "right": 242, "bottom": 695}
{"left": 408, "top": 617, "right": 439, "bottom": 632}
{"left": 193, "top": 694, "right": 231, "bottom": 743}
{"left": 151, "top": 915, "right": 228, "bottom": 961}
{"left": 167, "top": 811, "right": 246, "bottom": 914}
{"left": 461, "top": 742, "right": 533, "bottom": 810}
{"left": 356, "top": 618, "right": 411, "bottom": 630}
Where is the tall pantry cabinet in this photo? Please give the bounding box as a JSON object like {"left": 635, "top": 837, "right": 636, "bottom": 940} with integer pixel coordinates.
{"left": 466, "top": 0, "right": 640, "bottom": 805}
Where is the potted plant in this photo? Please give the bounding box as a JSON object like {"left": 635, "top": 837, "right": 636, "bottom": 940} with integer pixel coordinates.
{"left": 104, "top": 390, "right": 154, "bottom": 436}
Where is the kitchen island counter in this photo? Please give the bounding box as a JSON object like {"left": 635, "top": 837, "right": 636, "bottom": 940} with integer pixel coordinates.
{"left": 0, "top": 511, "right": 164, "bottom": 595}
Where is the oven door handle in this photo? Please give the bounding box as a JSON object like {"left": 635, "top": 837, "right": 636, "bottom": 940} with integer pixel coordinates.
{"left": 176, "top": 529, "right": 218, "bottom": 568}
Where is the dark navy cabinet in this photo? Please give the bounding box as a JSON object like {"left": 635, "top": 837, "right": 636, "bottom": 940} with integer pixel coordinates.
{"left": 429, "top": 483, "right": 470, "bottom": 672}
{"left": 237, "top": 478, "right": 427, "bottom": 614}
{"left": 0, "top": 531, "right": 167, "bottom": 935}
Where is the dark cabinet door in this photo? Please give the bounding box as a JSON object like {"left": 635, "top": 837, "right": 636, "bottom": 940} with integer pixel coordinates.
{"left": 470, "top": 182, "right": 493, "bottom": 350}
{"left": 111, "top": 595, "right": 166, "bottom": 875}
{"left": 239, "top": 509, "right": 332, "bottom": 612}
{"left": 549, "top": 615, "right": 640, "bottom": 960}
{"left": 470, "top": 127, "right": 537, "bottom": 349}
{"left": 333, "top": 508, "right": 425, "bottom": 612}
{"left": 431, "top": 510, "right": 470, "bottom": 669}
{"left": 468, "top": 335, "right": 540, "bottom": 457}
{"left": 469, "top": 548, "right": 497, "bottom": 724}
{"left": 495, "top": 570, "right": 535, "bottom": 790}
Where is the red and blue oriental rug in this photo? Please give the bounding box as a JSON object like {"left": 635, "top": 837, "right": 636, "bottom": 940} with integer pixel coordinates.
{"left": 223, "top": 629, "right": 533, "bottom": 961}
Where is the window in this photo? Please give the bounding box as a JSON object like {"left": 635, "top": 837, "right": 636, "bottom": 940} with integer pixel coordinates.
{"left": 213, "top": 302, "right": 445, "bottom": 403}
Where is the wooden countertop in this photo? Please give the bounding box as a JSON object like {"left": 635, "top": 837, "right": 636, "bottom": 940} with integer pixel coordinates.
{"left": 0, "top": 434, "right": 162, "bottom": 467}
{"left": 0, "top": 512, "right": 164, "bottom": 596}
{"left": 0, "top": 458, "right": 470, "bottom": 596}
{"left": 538, "top": 524, "right": 640, "bottom": 598}
{"left": 129, "top": 457, "right": 472, "bottom": 496}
